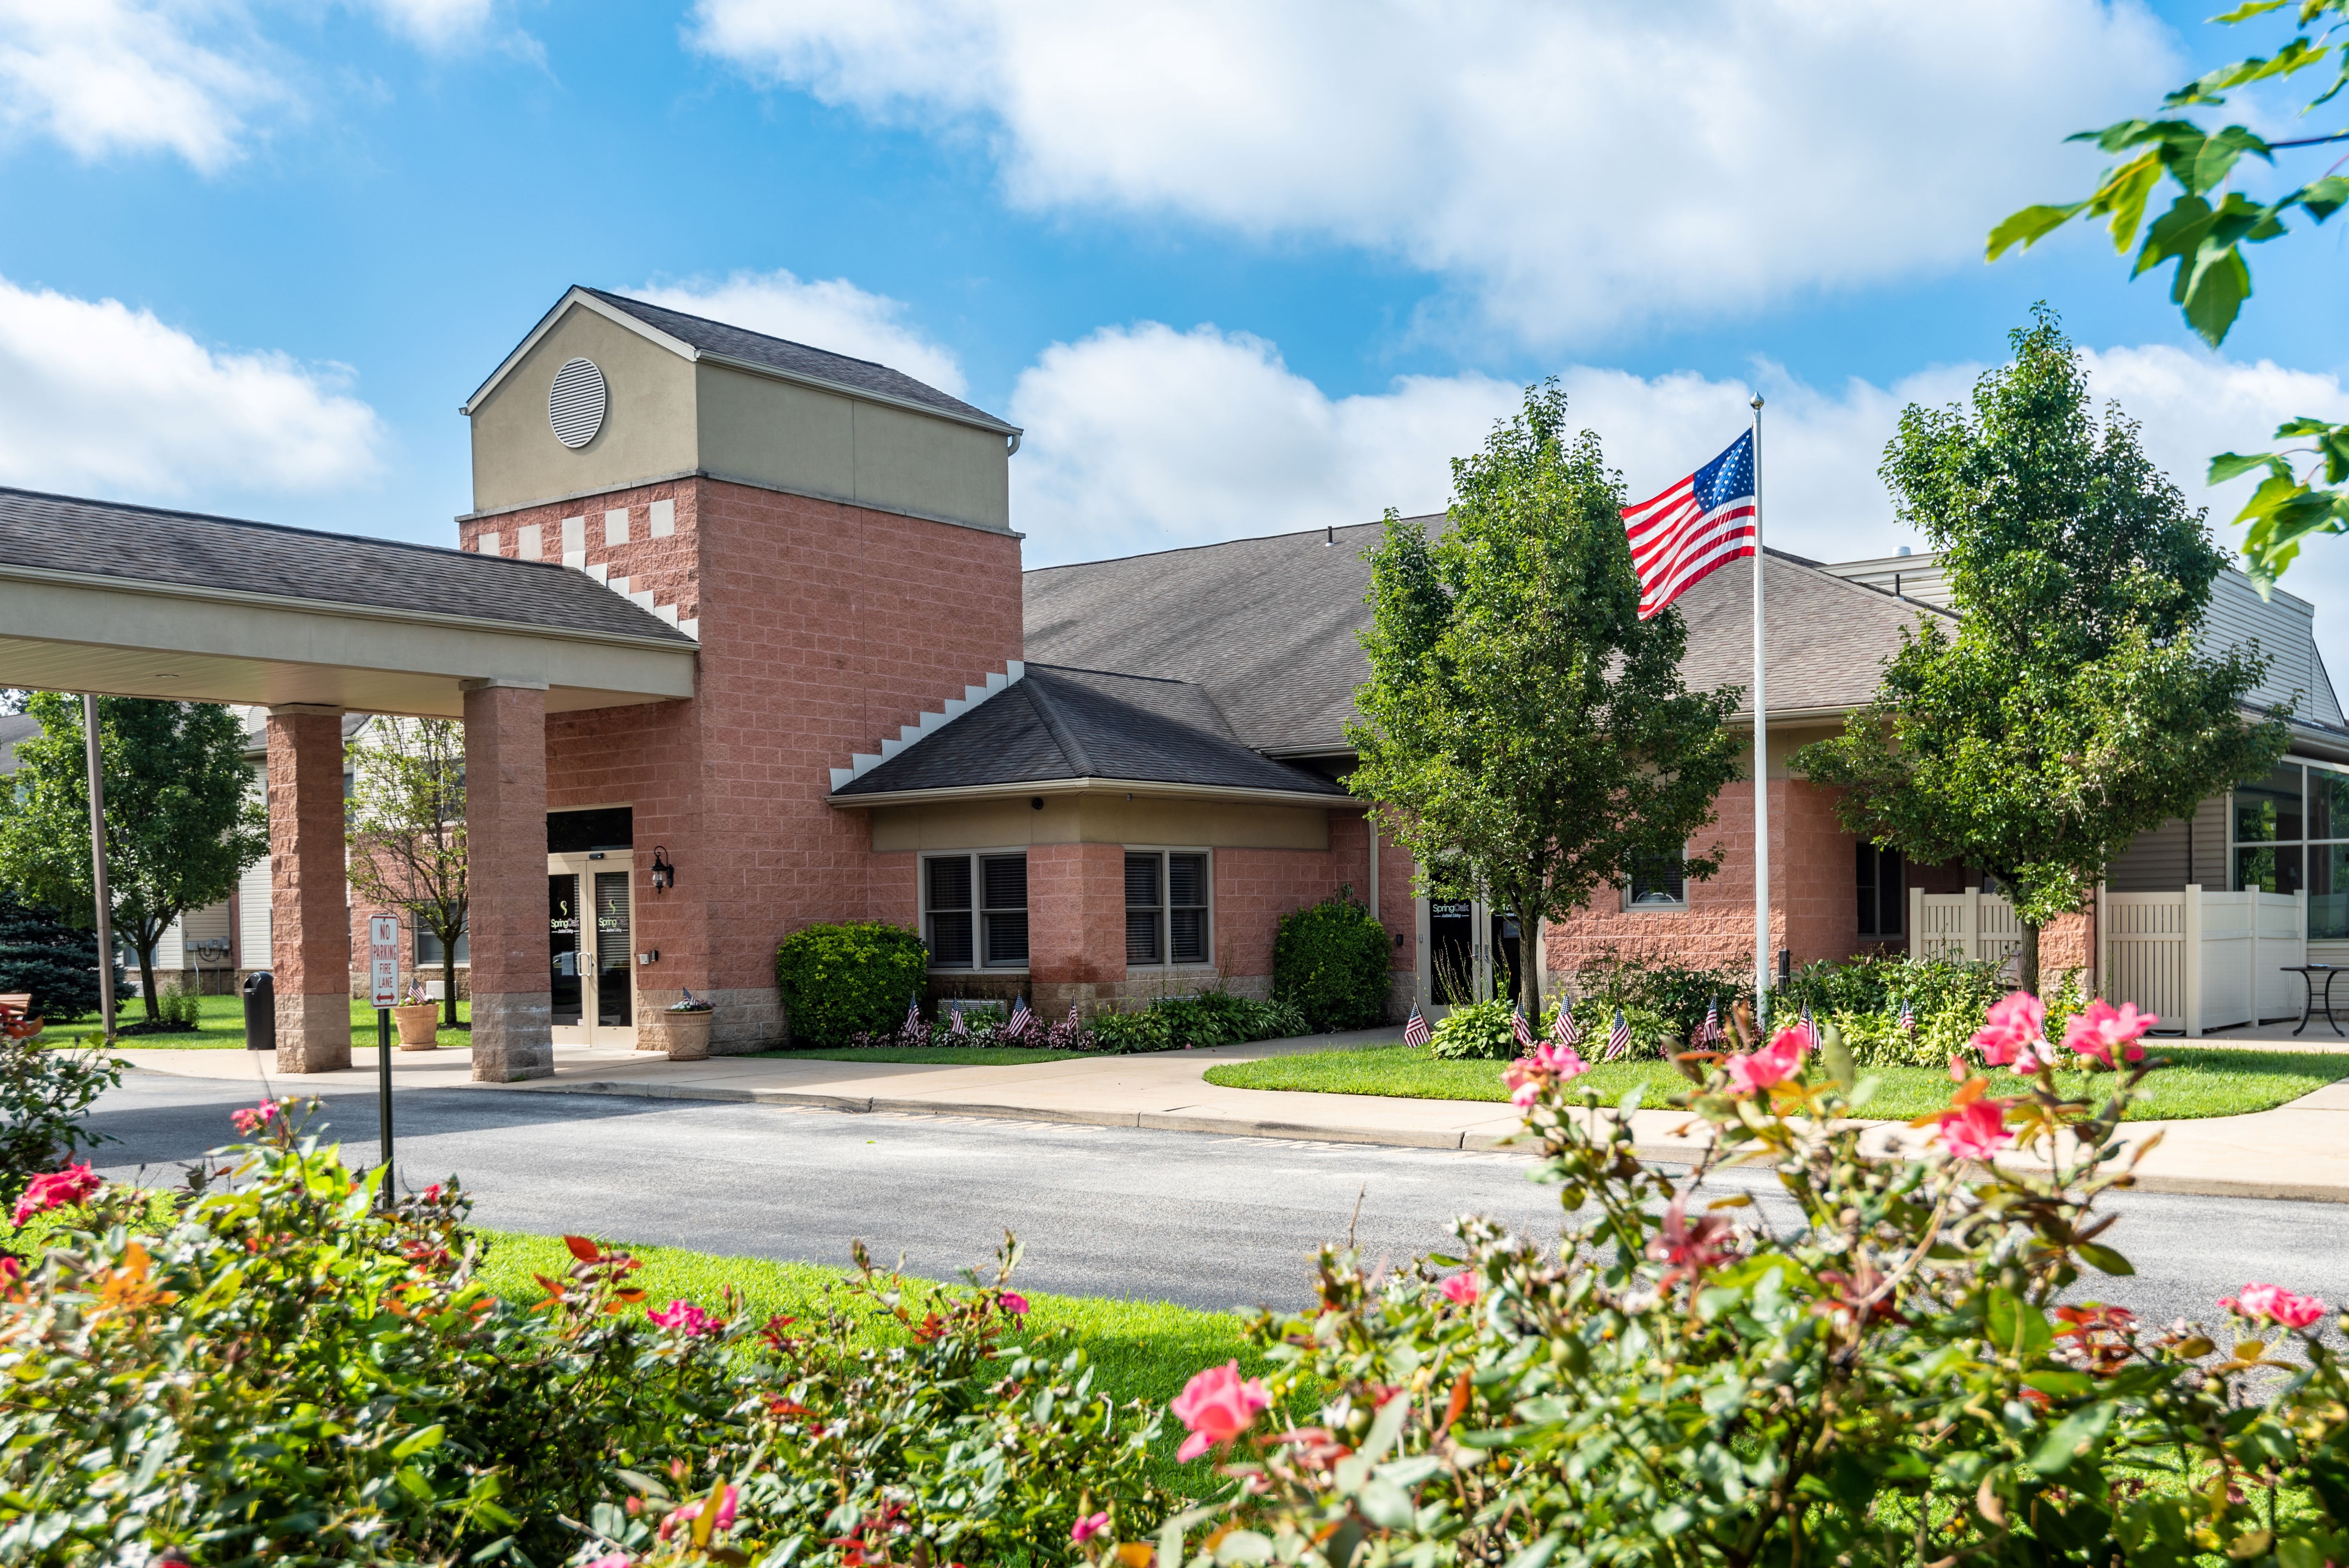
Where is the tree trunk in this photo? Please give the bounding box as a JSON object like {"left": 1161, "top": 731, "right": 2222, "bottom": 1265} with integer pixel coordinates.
{"left": 2018, "top": 921, "right": 2041, "bottom": 999}
{"left": 134, "top": 940, "right": 159, "bottom": 1021}
{"left": 441, "top": 945, "right": 459, "bottom": 1030}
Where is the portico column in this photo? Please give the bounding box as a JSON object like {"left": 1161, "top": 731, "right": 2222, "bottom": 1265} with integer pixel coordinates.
{"left": 267, "top": 705, "right": 352, "bottom": 1073}
{"left": 463, "top": 678, "right": 552, "bottom": 1082}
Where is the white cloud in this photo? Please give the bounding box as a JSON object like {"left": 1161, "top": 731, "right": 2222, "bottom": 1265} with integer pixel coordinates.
{"left": 0, "top": 0, "right": 284, "bottom": 171}
{"left": 360, "top": 0, "right": 500, "bottom": 50}
{"left": 0, "top": 277, "right": 384, "bottom": 497}
{"left": 691, "top": 0, "right": 2178, "bottom": 342}
{"left": 633, "top": 268, "right": 969, "bottom": 397}
{"left": 1008, "top": 321, "right": 2349, "bottom": 675}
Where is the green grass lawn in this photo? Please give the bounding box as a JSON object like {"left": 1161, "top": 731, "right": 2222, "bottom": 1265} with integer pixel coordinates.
{"left": 49, "top": 991, "right": 473, "bottom": 1051}
{"left": 751, "top": 1045, "right": 1104, "bottom": 1065}
{"left": 1203, "top": 1041, "right": 2349, "bottom": 1121}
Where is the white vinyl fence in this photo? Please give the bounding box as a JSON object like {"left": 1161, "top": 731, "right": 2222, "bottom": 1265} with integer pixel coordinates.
{"left": 1911, "top": 884, "right": 2308, "bottom": 1037}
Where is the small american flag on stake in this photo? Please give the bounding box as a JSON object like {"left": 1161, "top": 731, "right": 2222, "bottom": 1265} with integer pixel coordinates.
{"left": 1403, "top": 1002, "right": 1430, "bottom": 1048}
{"left": 1512, "top": 1007, "right": 1535, "bottom": 1051}
{"left": 1898, "top": 998, "right": 1915, "bottom": 1034}
{"left": 949, "top": 1002, "right": 968, "bottom": 1038}
{"left": 1697, "top": 996, "right": 1722, "bottom": 1046}
{"left": 1605, "top": 1008, "right": 1632, "bottom": 1061}
{"left": 904, "top": 993, "right": 921, "bottom": 1034}
{"left": 1007, "top": 995, "right": 1034, "bottom": 1039}
{"left": 1067, "top": 1001, "right": 1080, "bottom": 1031}
{"left": 1552, "top": 1003, "right": 1583, "bottom": 1047}
{"left": 1621, "top": 431, "right": 1758, "bottom": 619}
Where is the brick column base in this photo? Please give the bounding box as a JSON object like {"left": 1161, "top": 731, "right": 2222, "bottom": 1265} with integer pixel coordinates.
{"left": 267, "top": 706, "right": 352, "bottom": 1073}
{"left": 464, "top": 680, "right": 552, "bottom": 1083}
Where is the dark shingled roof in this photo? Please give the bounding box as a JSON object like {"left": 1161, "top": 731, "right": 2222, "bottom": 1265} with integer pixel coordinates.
{"left": 585, "top": 289, "right": 1015, "bottom": 433}
{"left": 1023, "top": 522, "right": 1945, "bottom": 753}
{"left": 0, "top": 487, "right": 696, "bottom": 645}
{"left": 833, "top": 664, "right": 1351, "bottom": 799}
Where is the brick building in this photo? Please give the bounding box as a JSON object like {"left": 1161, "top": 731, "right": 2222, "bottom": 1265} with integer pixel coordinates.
{"left": 5, "top": 283, "right": 2347, "bottom": 1073}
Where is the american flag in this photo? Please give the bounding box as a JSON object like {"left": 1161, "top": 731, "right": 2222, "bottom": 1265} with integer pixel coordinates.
{"left": 1605, "top": 1007, "right": 1632, "bottom": 1061}
{"left": 1403, "top": 1002, "right": 1430, "bottom": 1048}
{"left": 1897, "top": 998, "right": 1915, "bottom": 1034}
{"left": 905, "top": 993, "right": 922, "bottom": 1033}
{"left": 1512, "top": 1007, "right": 1535, "bottom": 1050}
{"left": 948, "top": 1002, "right": 969, "bottom": 1038}
{"left": 1552, "top": 1003, "right": 1583, "bottom": 1047}
{"left": 1621, "top": 430, "right": 1757, "bottom": 620}
{"left": 1007, "top": 996, "right": 1034, "bottom": 1038}
{"left": 1067, "top": 1001, "right": 1080, "bottom": 1031}
{"left": 1697, "top": 997, "right": 1721, "bottom": 1046}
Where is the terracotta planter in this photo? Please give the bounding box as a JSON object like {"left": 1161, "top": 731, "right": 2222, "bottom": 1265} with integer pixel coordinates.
{"left": 664, "top": 1009, "right": 713, "bottom": 1062}
{"left": 393, "top": 1003, "right": 441, "bottom": 1051}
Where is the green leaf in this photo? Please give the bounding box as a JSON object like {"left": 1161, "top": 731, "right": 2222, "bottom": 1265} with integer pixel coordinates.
{"left": 1985, "top": 1289, "right": 2052, "bottom": 1356}
{"left": 1214, "top": 1529, "right": 1275, "bottom": 1564}
{"left": 1653, "top": 1504, "right": 1695, "bottom": 1537}
{"left": 2028, "top": 1403, "right": 2116, "bottom": 1476}
{"left": 392, "top": 1423, "right": 445, "bottom": 1460}
{"left": 2076, "top": 1242, "right": 2134, "bottom": 1276}
{"left": 2024, "top": 1370, "right": 2094, "bottom": 1397}
{"left": 1504, "top": 1536, "right": 1563, "bottom": 1568}
{"left": 2182, "top": 241, "right": 2253, "bottom": 346}
{"left": 2207, "top": 450, "right": 2283, "bottom": 484}
{"left": 1988, "top": 201, "right": 2089, "bottom": 261}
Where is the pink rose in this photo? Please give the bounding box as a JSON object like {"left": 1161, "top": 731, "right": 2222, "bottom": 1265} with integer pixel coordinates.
{"left": 12, "top": 1163, "right": 100, "bottom": 1227}
{"left": 657, "top": 1485, "right": 738, "bottom": 1541}
{"left": 1725, "top": 1024, "right": 1808, "bottom": 1094}
{"left": 229, "top": 1100, "right": 279, "bottom": 1136}
{"left": 647, "top": 1299, "right": 717, "bottom": 1337}
{"left": 1972, "top": 992, "right": 2047, "bottom": 1070}
{"left": 1503, "top": 1042, "right": 1589, "bottom": 1107}
{"left": 1930, "top": 1098, "right": 2013, "bottom": 1161}
{"left": 1071, "top": 1512, "right": 1112, "bottom": 1545}
{"left": 1438, "top": 1272, "right": 1480, "bottom": 1305}
{"left": 999, "top": 1291, "right": 1030, "bottom": 1316}
{"left": 585, "top": 1556, "right": 631, "bottom": 1568}
{"left": 2061, "top": 1000, "right": 2156, "bottom": 1069}
{"left": 2221, "top": 1282, "right": 2327, "bottom": 1330}
{"left": 1171, "top": 1359, "right": 1272, "bottom": 1462}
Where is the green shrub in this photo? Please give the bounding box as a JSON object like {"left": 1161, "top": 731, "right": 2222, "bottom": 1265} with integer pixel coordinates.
{"left": 1271, "top": 891, "right": 1389, "bottom": 1030}
{"left": 1556, "top": 995, "right": 1677, "bottom": 1058}
{"left": 1578, "top": 952, "right": 1752, "bottom": 1043}
{"left": 776, "top": 922, "right": 929, "bottom": 1048}
{"left": 1428, "top": 998, "right": 1514, "bottom": 1060}
{"left": 1088, "top": 1008, "right": 1173, "bottom": 1054}
{"left": 0, "top": 1101, "right": 1171, "bottom": 1565}
{"left": 0, "top": 1032, "right": 119, "bottom": 1209}
{"left": 1085, "top": 990, "right": 1308, "bottom": 1054}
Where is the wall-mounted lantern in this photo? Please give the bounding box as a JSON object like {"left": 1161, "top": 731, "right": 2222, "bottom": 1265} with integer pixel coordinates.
{"left": 650, "top": 846, "right": 675, "bottom": 892}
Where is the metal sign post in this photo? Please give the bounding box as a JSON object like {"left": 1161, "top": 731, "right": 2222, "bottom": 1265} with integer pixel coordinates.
{"left": 368, "top": 915, "right": 400, "bottom": 1203}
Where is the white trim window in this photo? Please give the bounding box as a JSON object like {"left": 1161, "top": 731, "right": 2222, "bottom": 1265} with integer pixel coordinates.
{"left": 1625, "top": 847, "right": 1688, "bottom": 911}
{"left": 1126, "top": 849, "right": 1212, "bottom": 965}
{"left": 924, "top": 852, "right": 1029, "bottom": 969}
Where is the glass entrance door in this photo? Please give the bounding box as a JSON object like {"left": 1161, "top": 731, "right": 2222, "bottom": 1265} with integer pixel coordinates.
{"left": 548, "top": 854, "right": 635, "bottom": 1046}
{"left": 1422, "top": 898, "right": 1526, "bottom": 1018}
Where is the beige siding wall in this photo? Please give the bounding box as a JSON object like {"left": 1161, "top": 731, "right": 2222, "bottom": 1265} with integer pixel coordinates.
{"left": 696, "top": 363, "right": 1011, "bottom": 532}
{"left": 470, "top": 305, "right": 699, "bottom": 514}
{"left": 2108, "top": 795, "right": 2230, "bottom": 891}
{"left": 867, "top": 795, "right": 1331, "bottom": 852}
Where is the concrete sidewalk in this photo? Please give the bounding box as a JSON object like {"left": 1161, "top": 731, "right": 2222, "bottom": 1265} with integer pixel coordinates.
{"left": 111, "top": 1023, "right": 2349, "bottom": 1204}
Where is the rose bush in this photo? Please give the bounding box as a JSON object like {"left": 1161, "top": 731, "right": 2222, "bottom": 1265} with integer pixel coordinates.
{"left": 0, "top": 1103, "right": 1168, "bottom": 1566}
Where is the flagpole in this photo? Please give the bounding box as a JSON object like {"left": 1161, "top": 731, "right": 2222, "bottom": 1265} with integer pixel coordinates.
{"left": 1750, "top": 395, "right": 1770, "bottom": 1033}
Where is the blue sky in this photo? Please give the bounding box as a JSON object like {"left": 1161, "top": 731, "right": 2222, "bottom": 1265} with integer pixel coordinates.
{"left": 5, "top": 0, "right": 2348, "bottom": 669}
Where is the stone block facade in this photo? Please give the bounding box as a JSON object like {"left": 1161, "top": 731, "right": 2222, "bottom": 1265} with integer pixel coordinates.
{"left": 266, "top": 708, "right": 351, "bottom": 1073}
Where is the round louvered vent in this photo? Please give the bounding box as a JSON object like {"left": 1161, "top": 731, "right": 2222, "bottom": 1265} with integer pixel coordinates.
{"left": 548, "top": 358, "right": 608, "bottom": 449}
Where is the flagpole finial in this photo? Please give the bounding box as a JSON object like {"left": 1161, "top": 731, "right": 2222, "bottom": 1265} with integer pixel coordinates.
{"left": 1751, "top": 394, "right": 1764, "bottom": 410}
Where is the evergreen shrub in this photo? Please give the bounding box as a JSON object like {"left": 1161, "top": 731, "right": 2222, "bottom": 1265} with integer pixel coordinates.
{"left": 0, "top": 897, "right": 107, "bottom": 1023}
{"left": 1271, "top": 891, "right": 1389, "bottom": 1030}
{"left": 775, "top": 922, "right": 929, "bottom": 1049}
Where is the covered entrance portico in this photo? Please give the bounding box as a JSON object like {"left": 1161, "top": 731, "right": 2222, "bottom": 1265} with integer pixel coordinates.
{"left": 0, "top": 490, "right": 697, "bottom": 1082}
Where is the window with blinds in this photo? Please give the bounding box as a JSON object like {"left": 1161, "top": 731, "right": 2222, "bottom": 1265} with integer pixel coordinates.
{"left": 923, "top": 853, "right": 1027, "bottom": 968}
{"left": 1126, "top": 850, "right": 1211, "bottom": 966}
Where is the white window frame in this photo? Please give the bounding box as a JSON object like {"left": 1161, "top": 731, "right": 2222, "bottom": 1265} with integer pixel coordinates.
{"left": 1621, "top": 843, "right": 1690, "bottom": 913}
{"left": 920, "top": 849, "right": 1030, "bottom": 972}
{"left": 1123, "top": 846, "right": 1215, "bottom": 968}
{"left": 2231, "top": 759, "right": 2349, "bottom": 940}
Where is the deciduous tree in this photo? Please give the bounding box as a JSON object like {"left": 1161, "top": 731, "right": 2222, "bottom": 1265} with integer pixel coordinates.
{"left": 346, "top": 717, "right": 469, "bottom": 1028}
{"left": 0, "top": 694, "right": 265, "bottom": 1021}
{"left": 1795, "top": 310, "right": 2289, "bottom": 995}
{"left": 1348, "top": 382, "right": 1743, "bottom": 1024}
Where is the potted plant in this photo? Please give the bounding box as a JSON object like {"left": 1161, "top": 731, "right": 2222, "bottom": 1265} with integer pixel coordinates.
{"left": 664, "top": 989, "right": 715, "bottom": 1061}
{"left": 392, "top": 980, "right": 440, "bottom": 1052}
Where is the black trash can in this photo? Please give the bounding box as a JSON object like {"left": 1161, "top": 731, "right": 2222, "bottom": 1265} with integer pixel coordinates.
{"left": 243, "top": 971, "right": 274, "bottom": 1053}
